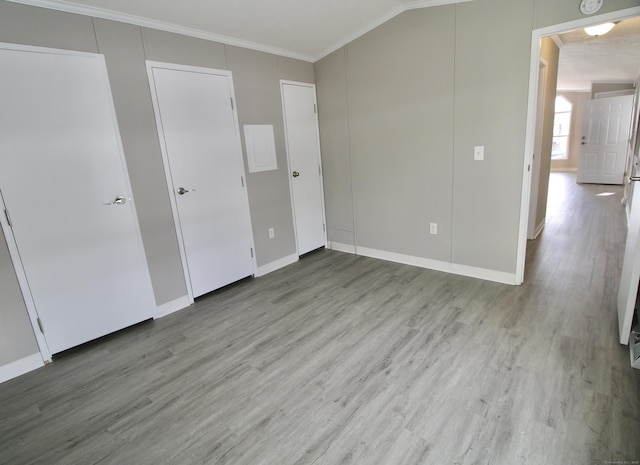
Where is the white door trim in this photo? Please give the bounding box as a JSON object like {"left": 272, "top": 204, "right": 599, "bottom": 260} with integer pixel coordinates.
{"left": 280, "top": 80, "right": 328, "bottom": 255}
{"left": 517, "top": 6, "right": 640, "bottom": 284}
{"left": 146, "top": 61, "right": 257, "bottom": 304}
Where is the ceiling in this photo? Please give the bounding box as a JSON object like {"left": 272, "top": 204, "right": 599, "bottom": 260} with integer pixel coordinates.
{"left": 9, "top": 0, "right": 472, "bottom": 61}
{"left": 10, "top": 1, "right": 640, "bottom": 84}
{"left": 556, "top": 16, "right": 640, "bottom": 91}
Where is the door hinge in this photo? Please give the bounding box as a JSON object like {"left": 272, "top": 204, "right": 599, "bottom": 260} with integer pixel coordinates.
{"left": 241, "top": 176, "right": 245, "bottom": 187}
{"left": 313, "top": 103, "right": 317, "bottom": 114}
{"left": 250, "top": 247, "right": 254, "bottom": 258}
{"left": 4, "top": 208, "right": 11, "bottom": 227}
{"left": 323, "top": 224, "right": 326, "bottom": 232}
{"left": 37, "top": 317, "right": 44, "bottom": 334}
{"left": 318, "top": 165, "right": 321, "bottom": 176}
{"left": 230, "top": 97, "right": 234, "bottom": 110}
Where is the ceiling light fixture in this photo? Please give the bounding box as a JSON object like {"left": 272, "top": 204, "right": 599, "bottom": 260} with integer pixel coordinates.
{"left": 584, "top": 22, "right": 616, "bottom": 36}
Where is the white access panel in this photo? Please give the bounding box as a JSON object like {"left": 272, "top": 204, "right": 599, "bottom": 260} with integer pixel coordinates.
{"left": 0, "top": 44, "right": 155, "bottom": 355}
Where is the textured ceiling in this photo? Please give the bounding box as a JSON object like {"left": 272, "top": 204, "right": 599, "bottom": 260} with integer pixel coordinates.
{"left": 556, "top": 16, "right": 640, "bottom": 91}
{"left": 12, "top": 0, "right": 471, "bottom": 61}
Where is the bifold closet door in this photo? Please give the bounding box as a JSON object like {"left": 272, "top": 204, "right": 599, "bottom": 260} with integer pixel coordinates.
{"left": 148, "top": 63, "right": 254, "bottom": 298}
{"left": 0, "top": 45, "right": 155, "bottom": 355}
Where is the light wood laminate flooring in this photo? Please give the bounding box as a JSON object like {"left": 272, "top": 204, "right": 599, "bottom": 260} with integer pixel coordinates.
{"left": 1, "top": 172, "right": 639, "bottom": 464}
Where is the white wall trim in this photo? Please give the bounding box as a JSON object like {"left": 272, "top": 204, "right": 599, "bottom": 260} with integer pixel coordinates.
{"left": 255, "top": 253, "right": 299, "bottom": 277}
{"left": 517, "top": 6, "right": 640, "bottom": 285}
{"left": 550, "top": 167, "right": 578, "bottom": 172}
{"left": 357, "top": 246, "right": 517, "bottom": 285}
{"left": 5, "top": 0, "right": 315, "bottom": 62}
{"left": 155, "top": 295, "right": 191, "bottom": 319}
{"left": 532, "top": 220, "right": 545, "bottom": 240}
{"left": 328, "top": 242, "right": 356, "bottom": 254}
{"left": 0, "top": 353, "right": 44, "bottom": 384}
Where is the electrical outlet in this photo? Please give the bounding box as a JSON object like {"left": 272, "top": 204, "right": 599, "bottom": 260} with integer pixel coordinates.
{"left": 474, "top": 146, "right": 484, "bottom": 161}
{"left": 429, "top": 223, "right": 437, "bottom": 235}
{"left": 268, "top": 227, "right": 275, "bottom": 239}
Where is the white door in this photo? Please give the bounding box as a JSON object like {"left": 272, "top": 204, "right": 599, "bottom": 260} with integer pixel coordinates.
{"left": 147, "top": 63, "right": 255, "bottom": 299}
{"left": 281, "top": 82, "right": 326, "bottom": 255}
{"left": 618, "top": 176, "right": 640, "bottom": 345}
{"left": 0, "top": 45, "right": 155, "bottom": 355}
{"left": 577, "top": 95, "right": 633, "bottom": 185}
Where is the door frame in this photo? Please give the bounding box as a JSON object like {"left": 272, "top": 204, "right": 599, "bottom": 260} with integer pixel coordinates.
{"left": 516, "top": 6, "right": 640, "bottom": 284}
{"left": 146, "top": 61, "right": 257, "bottom": 303}
{"left": 0, "top": 43, "right": 142, "bottom": 363}
{"left": 528, "top": 58, "right": 548, "bottom": 240}
{"left": 280, "top": 80, "right": 328, "bottom": 255}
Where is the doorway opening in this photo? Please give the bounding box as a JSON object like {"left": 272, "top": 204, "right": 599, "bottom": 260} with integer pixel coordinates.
{"left": 517, "top": 6, "right": 640, "bottom": 284}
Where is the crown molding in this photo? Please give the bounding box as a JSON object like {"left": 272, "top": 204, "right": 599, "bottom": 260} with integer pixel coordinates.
{"left": 402, "top": 0, "right": 474, "bottom": 11}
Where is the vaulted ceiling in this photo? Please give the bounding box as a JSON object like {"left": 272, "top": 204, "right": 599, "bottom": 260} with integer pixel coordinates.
{"left": 8, "top": 0, "right": 473, "bottom": 61}
{"left": 9, "top": 0, "right": 640, "bottom": 85}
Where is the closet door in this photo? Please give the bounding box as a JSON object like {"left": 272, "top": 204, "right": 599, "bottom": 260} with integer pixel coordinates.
{"left": 0, "top": 45, "right": 155, "bottom": 355}
{"left": 281, "top": 81, "right": 327, "bottom": 255}
{"left": 147, "top": 63, "right": 255, "bottom": 299}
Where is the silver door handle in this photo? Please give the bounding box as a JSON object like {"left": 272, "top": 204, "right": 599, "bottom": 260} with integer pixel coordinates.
{"left": 177, "top": 187, "right": 196, "bottom": 195}
{"left": 105, "top": 196, "right": 127, "bottom": 206}
{"left": 630, "top": 177, "right": 640, "bottom": 182}
{"left": 292, "top": 171, "right": 300, "bottom": 178}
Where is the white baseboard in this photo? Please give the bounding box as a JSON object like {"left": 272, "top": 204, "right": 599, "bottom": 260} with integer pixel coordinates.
{"left": 255, "top": 253, "right": 298, "bottom": 277}
{"left": 533, "top": 220, "right": 545, "bottom": 239}
{"left": 328, "top": 241, "right": 356, "bottom": 254}
{"left": 0, "top": 353, "right": 44, "bottom": 384}
{"left": 356, "top": 246, "right": 518, "bottom": 285}
{"left": 550, "top": 167, "right": 578, "bottom": 172}
{"left": 155, "top": 295, "right": 191, "bottom": 319}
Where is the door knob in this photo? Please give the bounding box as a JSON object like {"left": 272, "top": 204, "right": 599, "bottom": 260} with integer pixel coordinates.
{"left": 292, "top": 171, "right": 300, "bottom": 178}
{"left": 105, "top": 196, "right": 127, "bottom": 206}
{"left": 177, "top": 187, "right": 196, "bottom": 195}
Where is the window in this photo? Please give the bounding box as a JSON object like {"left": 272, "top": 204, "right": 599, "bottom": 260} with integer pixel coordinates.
{"left": 551, "top": 96, "right": 572, "bottom": 160}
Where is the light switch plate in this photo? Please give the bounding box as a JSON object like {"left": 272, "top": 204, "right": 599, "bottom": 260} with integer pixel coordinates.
{"left": 474, "top": 146, "right": 484, "bottom": 161}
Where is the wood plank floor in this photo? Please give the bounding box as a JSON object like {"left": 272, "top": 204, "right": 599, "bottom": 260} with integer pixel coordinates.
{"left": 1, "top": 172, "right": 639, "bottom": 464}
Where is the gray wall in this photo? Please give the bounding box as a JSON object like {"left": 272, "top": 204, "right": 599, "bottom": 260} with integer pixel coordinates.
{"left": 315, "top": 0, "right": 640, "bottom": 275}
{"left": 0, "top": 0, "right": 313, "bottom": 368}
{"left": 534, "top": 37, "right": 560, "bottom": 233}
{"left": 347, "top": 7, "right": 455, "bottom": 261}
{"left": 315, "top": 48, "right": 355, "bottom": 247}
{"left": 227, "top": 46, "right": 298, "bottom": 265}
